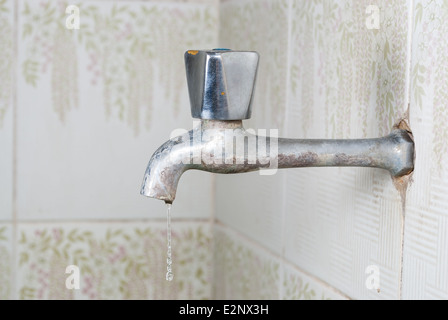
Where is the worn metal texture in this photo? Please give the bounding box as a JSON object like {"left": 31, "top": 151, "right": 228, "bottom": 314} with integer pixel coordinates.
{"left": 140, "top": 120, "right": 415, "bottom": 203}
{"left": 185, "top": 49, "right": 259, "bottom": 120}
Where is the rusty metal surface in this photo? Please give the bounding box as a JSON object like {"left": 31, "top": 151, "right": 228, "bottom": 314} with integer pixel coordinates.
{"left": 140, "top": 120, "right": 415, "bottom": 203}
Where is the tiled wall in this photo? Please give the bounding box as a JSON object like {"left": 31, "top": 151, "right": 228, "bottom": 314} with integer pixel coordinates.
{"left": 215, "top": 0, "right": 448, "bottom": 300}
{"left": 2, "top": 0, "right": 448, "bottom": 301}
{"left": 0, "top": 0, "right": 15, "bottom": 300}
{"left": 16, "top": 222, "right": 212, "bottom": 299}
{"left": 1, "top": 0, "right": 217, "bottom": 299}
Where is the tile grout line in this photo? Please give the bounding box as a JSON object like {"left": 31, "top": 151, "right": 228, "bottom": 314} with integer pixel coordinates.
{"left": 11, "top": 0, "right": 19, "bottom": 301}
{"left": 399, "top": 0, "right": 415, "bottom": 301}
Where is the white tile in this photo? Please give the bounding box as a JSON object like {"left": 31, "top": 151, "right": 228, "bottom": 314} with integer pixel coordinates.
{"left": 215, "top": 0, "right": 289, "bottom": 253}
{"left": 282, "top": 262, "right": 348, "bottom": 300}
{"left": 0, "top": 0, "right": 14, "bottom": 222}
{"left": 16, "top": 221, "right": 212, "bottom": 299}
{"left": 0, "top": 224, "right": 13, "bottom": 299}
{"left": 283, "top": 0, "right": 411, "bottom": 299}
{"left": 16, "top": 1, "right": 218, "bottom": 220}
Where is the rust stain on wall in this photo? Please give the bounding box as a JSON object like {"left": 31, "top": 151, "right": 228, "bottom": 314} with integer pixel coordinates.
{"left": 392, "top": 109, "right": 415, "bottom": 213}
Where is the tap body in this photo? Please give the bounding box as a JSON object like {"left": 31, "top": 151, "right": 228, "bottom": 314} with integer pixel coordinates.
{"left": 140, "top": 120, "right": 414, "bottom": 203}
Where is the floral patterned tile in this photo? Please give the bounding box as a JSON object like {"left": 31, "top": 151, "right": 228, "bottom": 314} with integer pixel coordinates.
{"left": 213, "top": 225, "right": 347, "bottom": 300}
{"left": 16, "top": 221, "right": 212, "bottom": 299}
{"left": 282, "top": 263, "right": 348, "bottom": 300}
{"left": 213, "top": 226, "right": 280, "bottom": 300}
{"left": 16, "top": 0, "right": 217, "bottom": 221}
{"left": 408, "top": 0, "right": 448, "bottom": 174}
{"left": 0, "top": 224, "right": 13, "bottom": 300}
{"left": 0, "top": 0, "right": 14, "bottom": 221}
{"left": 284, "top": 0, "right": 410, "bottom": 300}
{"left": 19, "top": 0, "right": 217, "bottom": 132}
{"left": 216, "top": 0, "right": 289, "bottom": 255}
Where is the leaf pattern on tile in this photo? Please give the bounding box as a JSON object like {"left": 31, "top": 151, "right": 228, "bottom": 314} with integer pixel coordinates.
{"left": 413, "top": 0, "right": 448, "bottom": 172}
{"left": 0, "top": 226, "right": 11, "bottom": 300}
{"left": 412, "top": 62, "right": 426, "bottom": 110}
{"left": 21, "top": 1, "right": 216, "bottom": 135}
{"left": 213, "top": 228, "right": 280, "bottom": 299}
{"left": 433, "top": 44, "right": 448, "bottom": 171}
{"left": 289, "top": 0, "right": 409, "bottom": 138}
{"left": 17, "top": 223, "right": 212, "bottom": 300}
{"left": 0, "top": 0, "right": 13, "bottom": 128}
{"left": 293, "top": 1, "right": 317, "bottom": 137}
{"left": 219, "top": 0, "right": 289, "bottom": 130}
{"left": 282, "top": 267, "right": 332, "bottom": 300}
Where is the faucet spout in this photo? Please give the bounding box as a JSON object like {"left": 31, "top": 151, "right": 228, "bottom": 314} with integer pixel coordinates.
{"left": 140, "top": 49, "right": 415, "bottom": 204}
{"left": 140, "top": 120, "right": 414, "bottom": 203}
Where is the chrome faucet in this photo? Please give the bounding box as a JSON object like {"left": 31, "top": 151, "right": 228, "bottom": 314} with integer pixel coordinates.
{"left": 140, "top": 49, "right": 415, "bottom": 204}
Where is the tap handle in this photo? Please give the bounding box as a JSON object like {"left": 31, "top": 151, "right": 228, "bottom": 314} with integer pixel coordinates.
{"left": 184, "top": 49, "right": 259, "bottom": 120}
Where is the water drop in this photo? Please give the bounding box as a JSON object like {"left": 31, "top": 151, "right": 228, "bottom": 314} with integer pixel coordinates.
{"left": 166, "top": 203, "right": 174, "bottom": 282}
{"left": 166, "top": 271, "right": 174, "bottom": 282}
